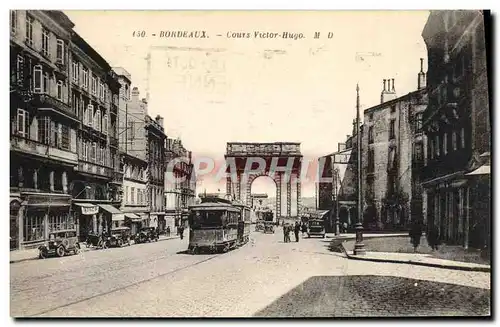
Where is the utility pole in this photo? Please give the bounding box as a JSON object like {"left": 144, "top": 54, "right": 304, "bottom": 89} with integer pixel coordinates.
{"left": 354, "top": 83, "right": 366, "bottom": 255}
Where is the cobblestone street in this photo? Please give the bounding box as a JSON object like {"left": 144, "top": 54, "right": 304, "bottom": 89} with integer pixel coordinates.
{"left": 10, "top": 229, "right": 490, "bottom": 317}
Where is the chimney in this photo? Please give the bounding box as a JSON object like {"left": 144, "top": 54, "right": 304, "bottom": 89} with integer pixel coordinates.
{"left": 155, "top": 115, "right": 164, "bottom": 129}
{"left": 418, "top": 58, "right": 427, "bottom": 90}
{"left": 381, "top": 78, "right": 397, "bottom": 103}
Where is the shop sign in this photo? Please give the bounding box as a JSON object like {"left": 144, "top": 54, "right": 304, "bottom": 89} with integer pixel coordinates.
{"left": 81, "top": 205, "right": 99, "bottom": 215}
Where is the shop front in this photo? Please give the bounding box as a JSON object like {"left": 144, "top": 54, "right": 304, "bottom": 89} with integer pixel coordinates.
{"left": 124, "top": 212, "right": 143, "bottom": 236}
{"left": 16, "top": 193, "right": 73, "bottom": 250}
{"left": 73, "top": 202, "right": 100, "bottom": 242}
{"left": 99, "top": 204, "right": 125, "bottom": 233}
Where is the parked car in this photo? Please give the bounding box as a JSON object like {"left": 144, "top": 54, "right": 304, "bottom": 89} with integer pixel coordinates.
{"left": 104, "top": 227, "right": 132, "bottom": 248}
{"left": 38, "top": 229, "right": 81, "bottom": 259}
{"left": 307, "top": 219, "right": 326, "bottom": 238}
{"left": 134, "top": 227, "right": 159, "bottom": 244}
{"left": 263, "top": 221, "right": 275, "bottom": 234}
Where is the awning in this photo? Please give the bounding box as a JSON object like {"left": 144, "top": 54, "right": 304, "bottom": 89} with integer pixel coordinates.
{"left": 466, "top": 165, "right": 490, "bottom": 176}
{"left": 124, "top": 213, "right": 142, "bottom": 221}
{"left": 99, "top": 204, "right": 125, "bottom": 221}
{"left": 75, "top": 203, "right": 99, "bottom": 215}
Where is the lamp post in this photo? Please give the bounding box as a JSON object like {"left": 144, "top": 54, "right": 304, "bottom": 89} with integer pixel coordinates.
{"left": 354, "top": 84, "right": 366, "bottom": 255}
{"left": 333, "top": 168, "right": 341, "bottom": 236}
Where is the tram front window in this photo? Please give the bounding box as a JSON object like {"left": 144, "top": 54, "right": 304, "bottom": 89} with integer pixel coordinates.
{"left": 191, "top": 211, "right": 224, "bottom": 228}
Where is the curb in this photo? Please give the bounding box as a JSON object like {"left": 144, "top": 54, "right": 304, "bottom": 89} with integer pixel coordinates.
{"left": 10, "top": 235, "right": 181, "bottom": 264}
{"left": 338, "top": 243, "right": 490, "bottom": 273}
{"left": 326, "top": 234, "right": 408, "bottom": 241}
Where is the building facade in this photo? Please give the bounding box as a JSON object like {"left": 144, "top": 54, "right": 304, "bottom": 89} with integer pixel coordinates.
{"left": 69, "top": 31, "right": 123, "bottom": 241}
{"left": 10, "top": 10, "right": 77, "bottom": 249}
{"left": 421, "top": 10, "right": 490, "bottom": 249}
{"left": 361, "top": 66, "right": 428, "bottom": 231}
{"left": 146, "top": 115, "right": 167, "bottom": 230}
{"left": 165, "top": 138, "right": 196, "bottom": 229}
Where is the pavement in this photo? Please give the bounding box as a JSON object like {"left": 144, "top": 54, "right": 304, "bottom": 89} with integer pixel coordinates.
{"left": 9, "top": 234, "right": 180, "bottom": 264}
{"left": 10, "top": 229, "right": 491, "bottom": 317}
{"left": 333, "top": 235, "right": 491, "bottom": 272}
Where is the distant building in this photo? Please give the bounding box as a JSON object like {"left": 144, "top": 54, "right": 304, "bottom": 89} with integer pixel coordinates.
{"left": 421, "top": 10, "right": 490, "bottom": 249}
{"left": 165, "top": 138, "right": 196, "bottom": 229}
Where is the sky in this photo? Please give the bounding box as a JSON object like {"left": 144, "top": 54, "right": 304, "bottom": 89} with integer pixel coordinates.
{"left": 65, "top": 10, "right": 430, "bottom": 196}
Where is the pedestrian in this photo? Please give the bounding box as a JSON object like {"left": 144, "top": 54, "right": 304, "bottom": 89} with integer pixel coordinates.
{"left": 342, "top": 222, "right": 348, "bottom": 234}
{"left": 285, "top": 224, "right": 291, "bottom": 243}
{"left": 426, "top": 224, "right": 440, "bottom": 251}
{"left": 166, "top": 226, "right": 171, "bottom": 237}
{"left": 283, "top": 223, "right": 288, "bottom": 243}
{"left": 294, "top": 222, "right": 300, "bottom": 242}
{"left": 178, "top": 225, "right": 184, "bottom": 240}
{"left": 409, "top": 220, "right": 423, "bottom": 252}
{"left": 301, "top": 222, "right": 307, "bottom": 236}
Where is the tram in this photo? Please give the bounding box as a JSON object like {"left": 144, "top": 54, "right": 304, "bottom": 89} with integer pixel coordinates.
{"left": 187, "top": 195, "right": 250, "bottom": 254}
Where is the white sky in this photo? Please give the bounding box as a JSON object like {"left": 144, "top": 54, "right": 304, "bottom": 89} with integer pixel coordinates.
{"left": 65, "top": 10, "right": 429, "bottom": 196}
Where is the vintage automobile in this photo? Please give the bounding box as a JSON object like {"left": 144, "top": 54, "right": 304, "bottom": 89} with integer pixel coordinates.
{"left": 307, "top": 219, "right": 326, "bottom": 238}
{"left": 38, "top": 229, "right": 81, "bottom": 259}
{"left": 255, "top": 220, "right": 265, "bottom": 232}
{"left": 134, "top": 227, "right": 159, "bottom": 244}
{"left": 104, "top": 227, "right": 132, "bottom": 248}
{"left": 263, "top": 221, "right": 275, "bottom": 234}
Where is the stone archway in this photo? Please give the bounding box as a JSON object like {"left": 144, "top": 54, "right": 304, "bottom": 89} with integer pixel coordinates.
{"left": 225, "top": 142, "right": 302, "bottom": 219}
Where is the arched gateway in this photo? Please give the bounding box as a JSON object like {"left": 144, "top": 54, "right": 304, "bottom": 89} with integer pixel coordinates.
{"left": 224, "top": 142, "right": 303, "bottom": 220}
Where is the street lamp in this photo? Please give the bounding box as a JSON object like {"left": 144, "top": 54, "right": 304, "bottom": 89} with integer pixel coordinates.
{"left": 354, "top": 84, "right": 366, "bottom": 255}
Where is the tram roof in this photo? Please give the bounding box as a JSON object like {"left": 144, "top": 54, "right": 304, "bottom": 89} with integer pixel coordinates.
{"left": 189, "top": 202, "right": 241, "bottom": 212}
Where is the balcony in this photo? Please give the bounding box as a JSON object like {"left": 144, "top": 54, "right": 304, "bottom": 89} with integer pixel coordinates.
{"left": 32, "top": 93, "right": 78, "bottom": 122}
{"left": 10, "top": 135, "right": 78, "bottom": 165}
{"left": 109, "top": 136, "right": 119, "bottom": 148}
{"left": 76, "top": 161, "right": 113, "bottom": 179}
{"left": 111, "top": 171, "right": 124, "bottom": 184}
{"left": 226, "top": 142, "right": 302, "bottom": 157}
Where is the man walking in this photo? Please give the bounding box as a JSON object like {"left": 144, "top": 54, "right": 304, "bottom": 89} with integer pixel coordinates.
{"left": 178, "top": 225, "right": 185, "bottom": 240}
{"left": 294, "top": 222, "right": 301, "bottom": 242}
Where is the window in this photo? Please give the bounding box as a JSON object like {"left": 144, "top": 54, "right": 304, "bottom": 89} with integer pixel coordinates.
{"left": 25, "top": 15, "right": 33, "bottom": 46}
{"left": 131, "top": 188, "right": 135, "bottom": 204}
{"left": 16, "top": 55, "right": 24, "bottom": 83}
{"left": 56, "top": 39, "right": 64, "bottom": 64}
{"left": 24, "top": 213, "right": 44, "bottom": 242}
{"left": 82, "top": 68, "right": 89, "bottom": 89}
{"left": 103, "top": 115, "right": 108, "bottom": 135}
{"left": 91, "top": 142, "right": 97, "bottom": 162}
{"left": 443, "top": 132, "right": 448, "bottom": 155}
{"left": 10, "top": 10, "right": 17, "bottom": 33}
{"left": 56, "top": 80, "right": 63, "bottom": 100}
{"left": 415, "top": 113, "right": 423, "bottom": 133}
{"left": 389, "top": 119, "right": 396, "bottom": 140}
{"left": 51, "top": 121, "right": 61, "bottom": 148}
{"left": 16, "top": 109, "right": 30, "bottom": 138}
{"left": 367, "top": 149, "right": 374, "bottom": 173}
{"left": 368, "top": 126, "right": 374, "bottom": 144}
{"left": 87, "top": 104, "right": 94, "bottom": 126}
{"left": 435, "top": 135, "right": 440, "bottom": 157}
{"left": 91, "top": 76, "right": 97, "bottom": 96}
{"left": 33, "top": 65, "right": 42, "bottom": 93}
{"left": 461, "top": 128, "right": 465, "bottom": 148}
{"left": 96, "top": 145, "right": 101, "bottom": 164}
{"left": 430, "top": 138, "right": 434, "bottom": 160}
{"left": 104, "top": 87, "right": 108, "bottom": 103}
{"left": 94, "top": 109, "right": 101, "bottom": 131}
{"left": 42, "top": 72, "right": 49, "bottom": 94}
{"left": 61, "top": 125, "right": 70, "bottom": 150}
{"left": 42, "top": 28, "right": 50, "bottom": 57}
{"left": 99, "top": 81, "right": 104, "bottom": 101}
{"left": 72, "top": 61, "right": 79, "bottom": 83}
{"left": 82, "top": 141, "right": 88, "bottom": 160}
{"left": 390, "top": 105, "right": 396, "bottom": 113}
{"left": 38, "top": 116, "right": 50, "bottom": 145}
{"left": 452, "top": 131, "right": 457, "bottom": 150}
{"left": 369, "top": 113, "right": 374, "bottom": 121}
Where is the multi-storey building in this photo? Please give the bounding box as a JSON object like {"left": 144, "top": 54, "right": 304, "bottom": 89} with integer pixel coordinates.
{"left": 361, "top": 65, "right": 428, "bottom": 231}
{"left": 165, "top": 138, "right": 196, "bottom": 229}
{"left": 114, "top": 70, "right": 149, "bottom": 235}
{"left": 146, "top": 115, "right": 167, "bottom": 230}
{"left": 421, "top": 10, "right": 490, "bottom": 249}
{"left": 69, "top": 32, "right": 123, "bottom": 241}
{"left": 10, "top": 10, "right": 77, "bottom": 250}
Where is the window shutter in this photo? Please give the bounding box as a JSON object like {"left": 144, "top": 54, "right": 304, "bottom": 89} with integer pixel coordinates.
{"left": 57, "top": 123, "right": 62, "bottom": 146}
{"left": 33, "top": 65, "right": 42, "bottom": 93}
{"left": 87, "top": 104, "right": 93, "bottom": 126}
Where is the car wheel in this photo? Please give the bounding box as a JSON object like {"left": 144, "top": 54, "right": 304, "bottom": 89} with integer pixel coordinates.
{"left": 56, "top": 245, "right": 65, "bottom": 257}
{"left": 323, "top": 234, "right": 326, "bottom": 238}
{"left": 118, "top": 239, "right": 123, "bottom": 247}
{"left": 74, "top": 243, "right": 81, "bottom": 254}
{"left": 39, "top": 249, "right": 47, "bottom": 259}
{"left": 308, "top": 234, "right": 310, "bottom": 238}
{"left": 103, "top": 241, "right": 110, "bottom": 249}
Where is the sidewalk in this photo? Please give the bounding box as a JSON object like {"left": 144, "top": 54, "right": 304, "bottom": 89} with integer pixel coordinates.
{"left": 326, "top": 232, "right": 408, "bottom": 239}
{"left": 10, "top": 234, "right": 180, "bottom": 264}
{"left": 335, "top": 237, "right": 491, "bottom": 273}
